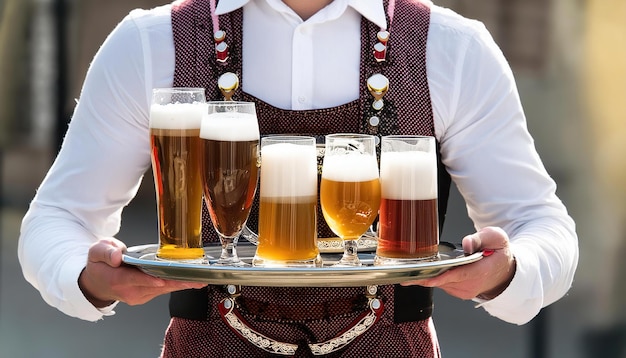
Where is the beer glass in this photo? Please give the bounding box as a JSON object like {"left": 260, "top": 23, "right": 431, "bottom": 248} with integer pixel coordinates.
{"left": 320, "top": 133, "right": 381, "bottom": 266}
{"left": 150, "top": 88, "right": 206, "bottom": 262}
{"left": 375, "top": 135, "right": 439, "bottom": 265}
{"left": 200, "top": 102, "right": 260, "bottom": 266}
{"left": 252, "top": 136, "right": 321, "bottom": 267}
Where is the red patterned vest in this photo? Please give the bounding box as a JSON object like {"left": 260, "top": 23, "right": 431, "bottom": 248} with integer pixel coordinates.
{"left": 164, "top": 1, "right": 450, "bottom": 357}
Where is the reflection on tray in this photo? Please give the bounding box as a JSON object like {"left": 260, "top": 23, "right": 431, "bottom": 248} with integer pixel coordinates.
{"left": 241, "top": 226, "right": 378, "bottom": 253}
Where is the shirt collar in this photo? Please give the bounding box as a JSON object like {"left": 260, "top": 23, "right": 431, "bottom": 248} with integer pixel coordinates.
{"left": 215, "top": 0, "right": 387, "bottom": 29}
{"left": 348, "top": 0, "right": 387, "bottom": 29}
{"left": 215, "top": 0, "right": 250, "bottom": 15}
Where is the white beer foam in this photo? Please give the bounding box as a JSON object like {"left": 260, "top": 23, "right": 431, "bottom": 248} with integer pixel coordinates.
{"left": 380, "top": 151, "right": 437, "bottom": 200}
{"left": 149, "top": 102, "right": 206, "bottom": 129}
{"left": 200, "top": 112, "right": 260, "bottom": 141}
{"left": 322, "top": 153, "right": 379, "bottom": 182}
{"left": 260, "top": 143, "right": 317, "bottom": 197}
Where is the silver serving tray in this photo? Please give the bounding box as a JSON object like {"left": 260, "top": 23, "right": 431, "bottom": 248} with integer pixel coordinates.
{"left": 122, "top": 243, "right": 483, "bottom": 287}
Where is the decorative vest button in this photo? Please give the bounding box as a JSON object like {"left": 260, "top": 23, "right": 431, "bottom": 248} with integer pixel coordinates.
{"left": 367, "top": 74, "right": 389, "bottom": 101}
{"left": 218, "top": 72, "right": 239, "bottom": 101}
{"left": 214, "top": 30, "right": 226, "bottom": 44}
{"left": 377, "top": 30, "right": 390, "bottom": 45}
{"left": 369, "top": 116, "right": 380, "bottom": 127}
{"left": 216, "top": 41, "right": 229, "bottom": 63}
{"left": 373, "top": 42, "right": 387, "bottom": 62}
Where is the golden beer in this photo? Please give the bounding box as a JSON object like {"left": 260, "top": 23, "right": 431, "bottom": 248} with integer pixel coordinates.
{"left": 320, "top": 134, "right": 380, "bottom": 266}
{"left": 320, "top": 178, "right": 381, "bottom": 240}
{"left": 149, "top": 90, "right": 207, "bottom": 262}
{"left": 256, "top": 196, "right": 318, "bottom": 261}
{"left": 150, "top": 128, "right": 204, "bottom": 260}
{"left": 253, "top": 137, "right": 320, "bottom": 267}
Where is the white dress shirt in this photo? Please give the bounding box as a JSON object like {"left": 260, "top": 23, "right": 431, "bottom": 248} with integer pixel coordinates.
{"left": 18, "top": 0, "right": 578, "bottom": 324}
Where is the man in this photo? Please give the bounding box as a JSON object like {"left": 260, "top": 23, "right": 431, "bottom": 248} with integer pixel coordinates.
{"left": 19, "top": 0, "right": 578, "bottom": 356}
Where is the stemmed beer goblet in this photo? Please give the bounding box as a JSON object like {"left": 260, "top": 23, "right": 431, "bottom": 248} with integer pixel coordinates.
{"left": 199, "top": 102, "right": 260, "bottom": 266}
{"left": 320, "top": 133, "right": 381, "bottom": 266}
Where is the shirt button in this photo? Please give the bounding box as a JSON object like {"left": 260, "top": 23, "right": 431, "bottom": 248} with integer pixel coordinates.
{"left": 298, "top": 96, "right": 306, "bottom": 103}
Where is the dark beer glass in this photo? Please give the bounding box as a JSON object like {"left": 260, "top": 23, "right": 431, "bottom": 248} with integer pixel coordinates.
{"left": 375, "top": 135, "right": 440, "bottom": 265}
{"left": 200, "top": 102, "right": 260, "bottom": 266}
{"left": 150, "top": 88, "right": 206, "bottom": 262}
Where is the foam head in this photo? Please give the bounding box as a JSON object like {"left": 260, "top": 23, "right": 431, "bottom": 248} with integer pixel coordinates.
{"left": 380, "top": 151, "right": 437, "bottom": 200}
{"left": 260, "top": 142, "right": 317, "bottom": 197}
{"left": 149, "top": 102, "right": 206, "bottom": 129}
{"left": 199, "top": 112, "right": 260, "bottom": 141}
{"left": 321, "top": 153, "right": 379, "bottom": 182}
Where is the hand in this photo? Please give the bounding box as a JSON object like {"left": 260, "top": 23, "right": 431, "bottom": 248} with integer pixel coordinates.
{"left": 78, "top": 238, "right": 206, "bottom": 308}
{"left": 402, "top": 227, "right": 516, "bottom": 300}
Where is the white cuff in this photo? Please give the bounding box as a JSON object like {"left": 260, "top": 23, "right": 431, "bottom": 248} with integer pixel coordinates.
{"left": 472, "top": 244, "right": 543, "bottom": 325}
{"left": 58, "top": 257, "right": 118, "bottom": 322}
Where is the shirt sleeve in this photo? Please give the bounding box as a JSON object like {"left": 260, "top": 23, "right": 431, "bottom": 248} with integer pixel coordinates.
{"left": 432, "top": 19, "right": 579, "bottom": 325}
{"left": 17, "top": 11, "right": 156, "bottom": 322}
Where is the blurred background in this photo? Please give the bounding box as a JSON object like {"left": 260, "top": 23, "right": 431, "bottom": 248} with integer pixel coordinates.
{"left": 1, "top": 0, "right": 624, "bottom": 357}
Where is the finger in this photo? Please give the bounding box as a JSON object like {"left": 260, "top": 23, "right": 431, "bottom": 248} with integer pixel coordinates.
{"left": 102, "top": 238, "right": 127, "bottom": 267}
{"left": 401, "top": 272, "right": 449, "bottom": 288}
{"left": 108, "top": 246, "right": 124, "bottom": 267}
{"left": 88, "top": 239, "right": 127, "bottom": 267}
{"left": 461, "top": 226, "right": 509, "bottom": 254}
{"left": 171, "top": 280, "right": 207, "bottom": 290}
{"left": 121, "top": 280, "right": 206, "bottom": 306}
{"left": 461, "top": 232, "right": 482, "bottom": 254}
{"left": 88, "top": 241, "right": 116, "bottom": 264}
{"left": 116, "top": 267, "right": 167, "bottom": 288}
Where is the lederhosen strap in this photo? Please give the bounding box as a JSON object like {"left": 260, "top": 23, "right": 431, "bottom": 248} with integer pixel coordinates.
{"left": 169, "top": 0, "right": 450, "bottom": 326}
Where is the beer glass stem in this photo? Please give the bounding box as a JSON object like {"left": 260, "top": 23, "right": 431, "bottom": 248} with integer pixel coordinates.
{"left": 337, "top": 239, "right": 361, "bottom": 266}
{"left": 215, "top": 235, "right": 246, "bottom": 266}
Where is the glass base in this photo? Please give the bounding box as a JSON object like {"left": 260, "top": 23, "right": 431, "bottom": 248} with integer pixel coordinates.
{"left": 155, "top": 255, "right": 208, "bottom": 264}
{"left": 332, "top": 257, "right": 363, "bottom": 267}
{"left": 213, "top": 257, "right": 249, "bottom": 267}
{"left": 373, "top": 253, "right": 440, "bottom": 266}
{"left": 252, "top": 254, "right": 323, "bottom": 268}
{"left": 156, "top": 245, "right": 205, "bottom": 262}
{"left": 332, "top": 239, "right": 362, "bottom": 267}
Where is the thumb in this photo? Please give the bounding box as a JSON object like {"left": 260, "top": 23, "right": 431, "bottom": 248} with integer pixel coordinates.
{"left": 461, "top": 226, "right": 509, "bottom": 254}
{"left": 88, "top": 239, "right": 127, "bottom": 267}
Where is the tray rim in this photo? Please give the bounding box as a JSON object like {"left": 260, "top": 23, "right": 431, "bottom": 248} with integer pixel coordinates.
{"left": 122, "top": 243, "right": 483, "bottom": 287}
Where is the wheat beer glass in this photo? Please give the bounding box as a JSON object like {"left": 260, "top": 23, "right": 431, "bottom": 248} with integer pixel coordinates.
{"left": 320, "top": 134, "right": 381, "bottom": 267}
{"left": 150, "top": 88, "right": 206, "bottom": 262}
{"left": 252, "top": 136, "right": 321, "bottom": 267}
{"left": 200, "top": 102, "right": 260, "bottom": 266}
{"left": 375, "top": 135, "right": 439, "bottom": 265}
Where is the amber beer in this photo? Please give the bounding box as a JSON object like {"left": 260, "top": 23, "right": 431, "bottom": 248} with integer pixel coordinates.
{"left": 199, "top": 112, "right": 260, "bottom": 238}
{"left": 320, "top": 153, "right": 381, "bottom": 240}
{"left": 150, "top": 100, "right": 205, "bottom": 261}
{"left": 253, "top": 137, "right": 321, "bottom": 267}
{"left": 376, "top": 136, "right": 439, "bottom": 263}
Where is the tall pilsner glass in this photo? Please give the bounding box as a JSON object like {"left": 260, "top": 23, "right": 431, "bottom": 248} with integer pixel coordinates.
{"left": 375, "top": 135, "right": 439, "bottom": 265}
{"left": 200, "top": 102, "right": 260, "bottom": 266}
{"left": 320, "top": 133, "right": 381, "bottom": 267}
{"left": 150, "top": 88, "right": 206, "bottom": 262}
{"left": 252, "top": 136, "right": 321, "bottom": 267}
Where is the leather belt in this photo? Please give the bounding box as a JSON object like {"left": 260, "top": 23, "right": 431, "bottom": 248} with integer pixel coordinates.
{"left": 170, "top": 284, "right": 433, "bottom": 323}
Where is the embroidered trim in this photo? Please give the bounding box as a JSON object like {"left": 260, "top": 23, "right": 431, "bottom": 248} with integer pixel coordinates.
{"left": 218, "top": 293, "right": 384, "bottom": 355}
